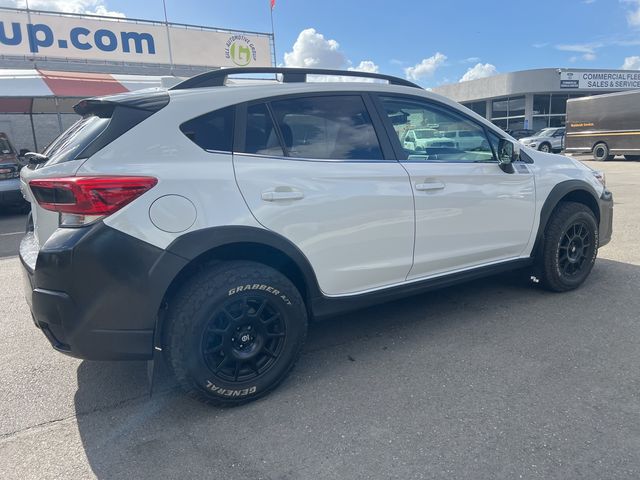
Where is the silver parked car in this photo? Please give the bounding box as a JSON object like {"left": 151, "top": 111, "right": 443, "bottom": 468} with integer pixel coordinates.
{"left": 519, "top": 127, "right": 565, "bottom": 153}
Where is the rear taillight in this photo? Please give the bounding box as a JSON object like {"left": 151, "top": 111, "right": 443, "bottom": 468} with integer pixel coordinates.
{"left": 29, "top": 176, "right": 157, "bottom": 227}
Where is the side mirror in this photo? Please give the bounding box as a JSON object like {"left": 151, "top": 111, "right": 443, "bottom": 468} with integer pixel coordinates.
{"left": 497, "top": 138, "right": 519, "bottom": 173}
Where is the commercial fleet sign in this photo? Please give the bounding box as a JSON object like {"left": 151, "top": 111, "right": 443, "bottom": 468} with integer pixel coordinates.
{"left": 0, "top": 9, "right": 272, "bottom": 67}
{"left": 560, "top": 71, "right": 640, "bottom": 89}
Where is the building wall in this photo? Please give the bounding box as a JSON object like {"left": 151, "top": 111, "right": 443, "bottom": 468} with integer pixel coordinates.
{"left": 0, "top": 112, "right": 79, "bottom": 153}
{"left": 434, "top": 68, "right": 632, "bottom": 132}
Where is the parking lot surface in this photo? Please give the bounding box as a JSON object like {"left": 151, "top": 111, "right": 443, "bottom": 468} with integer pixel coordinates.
{"left": 1, "top": 158, "right": 639, "bottom": 479}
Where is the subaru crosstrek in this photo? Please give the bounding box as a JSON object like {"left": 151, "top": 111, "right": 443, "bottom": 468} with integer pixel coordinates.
{"left": 19, "top": 67, "right": 613, "bottom": 406}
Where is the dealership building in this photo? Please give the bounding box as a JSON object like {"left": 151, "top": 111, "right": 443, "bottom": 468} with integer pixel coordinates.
{"left": 432, "top": 68, "right": 640, "bottom": 132}
{"left": 0, "top": 6, "right": 274, "bottom": 152}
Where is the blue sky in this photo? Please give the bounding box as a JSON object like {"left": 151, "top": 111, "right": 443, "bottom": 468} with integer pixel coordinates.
{"left": 7, "top": 0, "right": 640, "bottom": 86}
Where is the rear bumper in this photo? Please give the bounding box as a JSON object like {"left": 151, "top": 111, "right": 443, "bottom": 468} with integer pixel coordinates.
{"left": 598, "top": 189, "right": 613, "bottom": 247}
{"left": 20, "top": 223, "right": 187, "bottom": 360}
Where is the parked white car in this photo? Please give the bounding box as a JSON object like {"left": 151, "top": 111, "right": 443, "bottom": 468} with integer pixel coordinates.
{"left": 20, "top": 68, "right": 612, "bottom": 406}
{"left": 442, "top": 129, "right": 489, "bottom": 151}
{"left": 403, "top": 128, "right": 455, "bottom": 150}
{"left": 519, "top": 127, "right": 565, "bottom": 153}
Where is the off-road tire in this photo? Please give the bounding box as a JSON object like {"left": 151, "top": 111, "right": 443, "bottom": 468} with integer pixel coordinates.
{"left": 539, "top": 202, "right": 599, "bottom": 292}
{"left": 163, "top": 261, "right": 307, "bottom": 406}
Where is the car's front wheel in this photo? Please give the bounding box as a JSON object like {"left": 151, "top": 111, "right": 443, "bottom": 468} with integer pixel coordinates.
{"left": 164, "top": 261, "right": 307, "bottom": 406}
{"left": 538, "top": 143, "right": 551, "bottom": 153}
{"left": 538, "top": 202, "right": 599, "bottom": 292}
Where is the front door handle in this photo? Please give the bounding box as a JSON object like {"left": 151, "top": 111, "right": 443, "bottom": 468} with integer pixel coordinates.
{"left": 261, "top": 189, "right": 305, "bottom": 202}
{"left": 415, "top": 181, "right": 445, "bottom": 192}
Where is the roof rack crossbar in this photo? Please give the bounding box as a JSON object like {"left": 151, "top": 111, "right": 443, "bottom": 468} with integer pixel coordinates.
{"left": 170, "top": 67, "right": 421, "bottom": 90}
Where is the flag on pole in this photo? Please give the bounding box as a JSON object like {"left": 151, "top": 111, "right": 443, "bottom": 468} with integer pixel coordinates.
{"left": 270, "top": 0, "right": 275, "bottom": 10}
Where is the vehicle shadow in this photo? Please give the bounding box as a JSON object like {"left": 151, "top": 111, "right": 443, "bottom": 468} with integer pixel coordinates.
{"left": 74, "top": 258, "right": 640, "bottom": 479}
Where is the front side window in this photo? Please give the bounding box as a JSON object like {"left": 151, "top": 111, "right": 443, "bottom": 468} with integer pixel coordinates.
{"left": 379, "top": 96, "right": 495, "bottom": 163}
{"left": 269, "top": 95, "right": 383, "bottom": 160}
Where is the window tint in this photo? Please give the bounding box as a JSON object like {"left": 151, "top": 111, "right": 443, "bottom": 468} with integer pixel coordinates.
{"left": 180, "top": 106, "right": 234, "bottom": 152}
{"left": 380, "top": 96, "right": 495, "bottom": 163}
{"left": 243, "top": 103, "right": 284, "bottom": 156}
{"left": 269, "top": 95, "right": 383, "bottom": 160}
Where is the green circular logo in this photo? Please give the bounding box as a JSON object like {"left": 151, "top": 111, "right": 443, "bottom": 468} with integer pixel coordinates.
{"left": 229, "top": 41, "right": 252, "bottom": 66}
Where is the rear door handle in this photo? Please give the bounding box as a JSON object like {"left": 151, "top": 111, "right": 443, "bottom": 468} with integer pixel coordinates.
{"left": 415, "top": 181, "right": 445, "bottom": 191}
{"left": 261, "top": 189, "right": 305, "bottom": 202}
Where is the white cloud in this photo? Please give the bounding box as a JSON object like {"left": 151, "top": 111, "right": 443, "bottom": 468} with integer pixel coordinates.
{"left": 622, "top": 55, "right": 640, "bottom": 69}
{"left": 583, "top": 52, "right": 597, "bottom": 61}
{"left": 459, "top": 62, "right": 497, "bottom": 82}
{"left": 556, "top": 43, "right": 599, "bottom": 54}
{"left": 0, "top": 0, "right": 125, "bottom": 17}
{"left": 283, "top": 28, "right": 348, "bottom": 69}
{"left": 348, "top": 60, "right": 379, "bottom": 73}
{"left": 283, "top": 30, "right": 381, "bottom": 82}
{"left": 625, "top": 0, "right": 640, "bottom": 26}
{"left": 404, "top": 52, "right": 447, "bottom": 81}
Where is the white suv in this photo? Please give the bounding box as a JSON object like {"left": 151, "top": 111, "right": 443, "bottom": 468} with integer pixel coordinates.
{"left": 19, "top": 68, "right": 613, "bottom": 406}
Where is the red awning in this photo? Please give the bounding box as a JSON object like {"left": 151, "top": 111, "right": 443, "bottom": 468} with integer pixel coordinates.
{"left": 37, "top": 69, "right": 129, "bottom": 97}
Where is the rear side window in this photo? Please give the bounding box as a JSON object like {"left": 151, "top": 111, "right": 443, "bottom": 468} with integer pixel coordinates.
{"left": 180, "top": 106, "right": 234, "bottom": 152}
{"left": 269, "top": 95, "right": 383, "bottom": 160}
{"left": 243, "top": 103, "right": 284, "bottom": 156}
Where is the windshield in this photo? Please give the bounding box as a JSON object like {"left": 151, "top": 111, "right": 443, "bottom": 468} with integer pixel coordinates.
{"left": 415, "top": 129, "right": 436, "bottom": 139}
{"left": 533, "top": 128, "right": 555, "bottom": 138}
{"left": 43, "top": 115, "right": 110, "bottom": 166}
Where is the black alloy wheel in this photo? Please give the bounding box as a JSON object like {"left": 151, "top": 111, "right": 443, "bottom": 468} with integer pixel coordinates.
{"left": 538, "top": 201, "right": 598, "bottom": 292}
{"left": 557, "top": 221, "right": 593, "bottom": 279}
{"left": 164, "top": 260, "right": 307, "bottom": 406}
{"left": 201, "top": 295, "right": 286, "bottom": 383}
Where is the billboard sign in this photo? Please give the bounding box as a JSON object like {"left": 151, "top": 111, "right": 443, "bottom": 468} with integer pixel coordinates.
{"left": 0, "top": 9, "right": 272, "bottom": 67}
{"left": 560, "top": 70, "right": 640, "bottom": 90}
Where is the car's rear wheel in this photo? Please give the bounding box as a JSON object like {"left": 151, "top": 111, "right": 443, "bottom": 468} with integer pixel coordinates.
{"left": 164, "top": 261, "right": 307, "bottom": 406}
{"left": 538, "top": 143, "right": 551, "bottom": 153}
{"left": 538, "top": 202, "right": 599, "bottom": 292}
{"left": 593, "top": 142, "right": 613, "bottom": 161}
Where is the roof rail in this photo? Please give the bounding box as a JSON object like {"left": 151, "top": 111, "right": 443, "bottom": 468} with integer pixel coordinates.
{"left": 170, "top": 67, "right": 421, "bottom": 90}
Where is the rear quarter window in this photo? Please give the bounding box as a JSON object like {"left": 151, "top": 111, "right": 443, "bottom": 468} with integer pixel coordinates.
{"left": 180, "top": 106, "right": 235, "bottom": 152}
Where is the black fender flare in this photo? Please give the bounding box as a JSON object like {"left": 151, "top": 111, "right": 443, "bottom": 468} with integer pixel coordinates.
{"left": 532, "top": 179, "right": 601, "bottom": 258}
{"left": 151, "top": 226, "right": 323, "bottom": 349}
{"left": 165, "top": 225, "right": 323, "bottom": 300}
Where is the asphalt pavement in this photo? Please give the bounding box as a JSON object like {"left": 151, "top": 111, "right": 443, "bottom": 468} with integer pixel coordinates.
{"left": 1, "top": 158, "right": 639, "bottom": 479}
